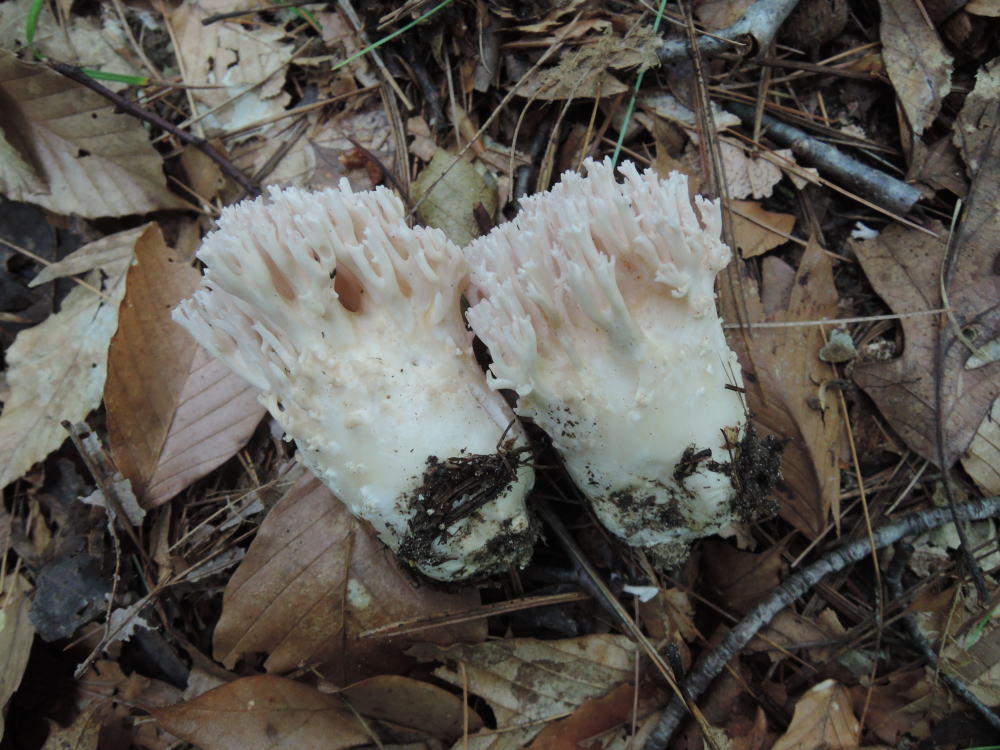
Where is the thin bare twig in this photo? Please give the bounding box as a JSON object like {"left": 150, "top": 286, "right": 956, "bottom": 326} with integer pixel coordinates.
{"left": 644, "top": 496, "right": 1000, "bottom": 750}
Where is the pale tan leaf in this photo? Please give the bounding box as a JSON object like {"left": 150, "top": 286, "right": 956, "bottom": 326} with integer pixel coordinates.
{"left": 729, "top": 200, "right": 797, "bottom": 258}
{"left": 170, "top": 0, "right": 293, "bottom": 136}
{"left": 0, "top": 0, "right": 143, "bottom": 85}
{"left": 412, "top": 149, "right": 498, "bottom": 247}
{"left": 0, "top": 128, "right": 44, "bottom": 195}
{"left": 150, "top": 675, "right": 370, "bottom": 750}
{"left": 962, "top": 397, "right": 1000, "bottom": 495}
{"left": 411, "top": 635, "right": 635, "bottom": 748}
{"left": 878, "top": 0, "right": 953, "bottom": 135}
{"left": 772, "top": 680, "right": 860, "bottom": 750}
{"left": 0, "top": 225, "right": 144, "bottom": 491}
{"left": 964, "top": 0, "right": 1000, "bottom": 17}
{"left": 29, "top": 229, "right": 137, "bottom": 287}
{"left": 104, "top": 226, "right": 264, "bottom": 508}
{"left": 720, "top": 141, "right": 784, "bottom": 199}
{"left": 213, "top": 470, "right": 485, "bottom": 685}
{"left": 0, "top": 52, "right": 182, "bottom": 217}
{"left": 0, "top": 574, "right": 34, "bottom": 740}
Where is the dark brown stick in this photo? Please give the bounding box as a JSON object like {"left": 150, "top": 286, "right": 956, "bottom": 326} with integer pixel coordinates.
{"left": 725, "top": 100, "right": 921, "bottom": 215}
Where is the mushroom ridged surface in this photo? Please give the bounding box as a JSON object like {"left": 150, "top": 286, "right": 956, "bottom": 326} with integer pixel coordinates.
{"left": 466, "top": 159, "right": 756, "bottom": 563}
{"left": 174, "top": 182, "right": 536, "bottom": 582}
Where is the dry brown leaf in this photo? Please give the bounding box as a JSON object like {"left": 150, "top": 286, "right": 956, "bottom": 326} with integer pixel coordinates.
{"left": 213, "top": 470, "right": 485, "bottom": 684}
{"left": 962, "top": 398, "right": 1000, "bottom": 494}
{"left": 340, "top": 674, "right": 483, "bottom": 743}
{"left": 751, "top": 607, "right": 846, "bottom": 663}
{"left": 104, "top": 225, "right": 264, "bottom": 508}
{"left": 525, "top": 682, "right": 663, "bottom": 750}
{"left": 851, "top": 222, "right": 1000, "bottom": 467}
{"left": 954, "top": 57, "right": 1000, "bottom": 176}
{"left": 721, "top": 239, "right": 844, "bottom": 538}
{"left": 0, "top": 52, "right": 182, "bottom": 217}
{"left": 772, "top": 680, "right": 860, "bottom": 750}
{"left": 729, "top": 200, "right": 797, "bottom": 258}
{"left": 938, "top": 602, "right": 1000, "bottom": 706}
{"left": 703, "top": 539, "right": 786, "bottom": 616}
{"left": 849, "top": 669, "right": 927, "bottom": 745}
{"left": 0, "top": 574, "right": 34, "bottom": 739}
{"left": 410, "top": 634, "right": 635, "bottom": 749}
{"left": 170, "top": 0, "right": 294, "bottom": 136}
{"left": 150, "top": 675, "right": 370, "bottom": 750}
{"left": 0, "top": 225, "right": 144, "bottom": 491}
{"left": 878, "top": 0, "right": 953, "bottom": 135}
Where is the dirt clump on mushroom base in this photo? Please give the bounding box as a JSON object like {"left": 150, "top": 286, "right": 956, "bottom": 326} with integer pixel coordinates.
{"left": 399, "top": 444, "right": 538, "bottom": 583}
{"left": 602, "top": 425, "right": 783, "bottom": 568}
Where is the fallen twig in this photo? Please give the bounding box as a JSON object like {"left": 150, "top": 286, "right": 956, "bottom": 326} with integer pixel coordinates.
{"left": 725, "top": 100, "right": 922, "bottom": 215}
{"left": 47, "top": 61, "right": 260, "bottom": 198}
{"left": 643, "top": 496, "right": 1000, "bottom": 750}
{"left": 657, "top": 0, "right": 800, "bottom": 63}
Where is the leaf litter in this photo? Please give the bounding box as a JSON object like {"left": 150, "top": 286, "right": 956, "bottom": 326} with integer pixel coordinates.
{"left": 2, "top": 1, "right": 1000, "bottom": 749}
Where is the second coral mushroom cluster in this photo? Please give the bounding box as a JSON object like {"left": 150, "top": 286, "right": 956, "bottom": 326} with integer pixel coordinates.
{"left": 175, "top": 158, "right": 761, "bottom": 582}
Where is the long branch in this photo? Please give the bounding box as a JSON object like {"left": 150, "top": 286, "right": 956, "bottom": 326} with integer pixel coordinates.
{"left": 644, "top": 496, "right": 1000, "bottom": 749}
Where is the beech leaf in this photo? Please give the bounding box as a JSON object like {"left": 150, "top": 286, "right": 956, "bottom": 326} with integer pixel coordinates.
{"left": 0, "top": 52, "right": 183, "bottom": 217}
{"left": 104, "top": 225, "right": 265, "bottom": 508}
{"left": 0, "top": 225, "right": 145, "bottom": 491}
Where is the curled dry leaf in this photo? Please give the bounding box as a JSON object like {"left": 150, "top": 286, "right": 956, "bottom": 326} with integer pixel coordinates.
{"left": 149, "top": 675, "right": 370, "bottom": 750}
{"left": 0, "top": 225, "right": 144, "bottom": 491}
{"left": 104, "top": 224, "right": 265, "bottom": 508}
{"left": 410, "top": 634, "right": 635, "bottom": 748}
{"left": 720, "top": 238, "right": 844, "bottom": 537}
{"left": 213, "top": 470, "right": 485, "bottom": 684}
{"left": 878, "top": 0, "right": 953, "bottom": 136}
{"left": 772, "top": 679, "right": 860, "bottom": 750}
{"left": 0, "top": 52, "right": 182, "bottom": 217}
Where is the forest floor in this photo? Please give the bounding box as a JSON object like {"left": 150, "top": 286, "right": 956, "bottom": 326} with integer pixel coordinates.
{"left": 1, "top": 0, "right": 999, "bottom": 749}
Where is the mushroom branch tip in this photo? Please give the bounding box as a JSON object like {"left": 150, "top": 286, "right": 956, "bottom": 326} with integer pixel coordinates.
{"left": 466, "top": 158, "right": 777, "bottom": 562}
{"left": 174, "top": 181, "right": 537, "bottom": 582}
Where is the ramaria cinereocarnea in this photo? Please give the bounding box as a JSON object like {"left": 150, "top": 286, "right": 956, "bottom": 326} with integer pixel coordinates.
{"left": 174, "top": 182, "right": 537, "bottom": 582}
{"left": 465, "top": 158, "right": 768, "bottom": 564}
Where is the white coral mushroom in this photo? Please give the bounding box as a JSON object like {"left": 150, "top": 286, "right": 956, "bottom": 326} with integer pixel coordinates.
{"left": 465, "top": 158, "right": 751, "bottom": 562}
{"left": 174, "top": 182, "right": 536, "bottom": 582}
